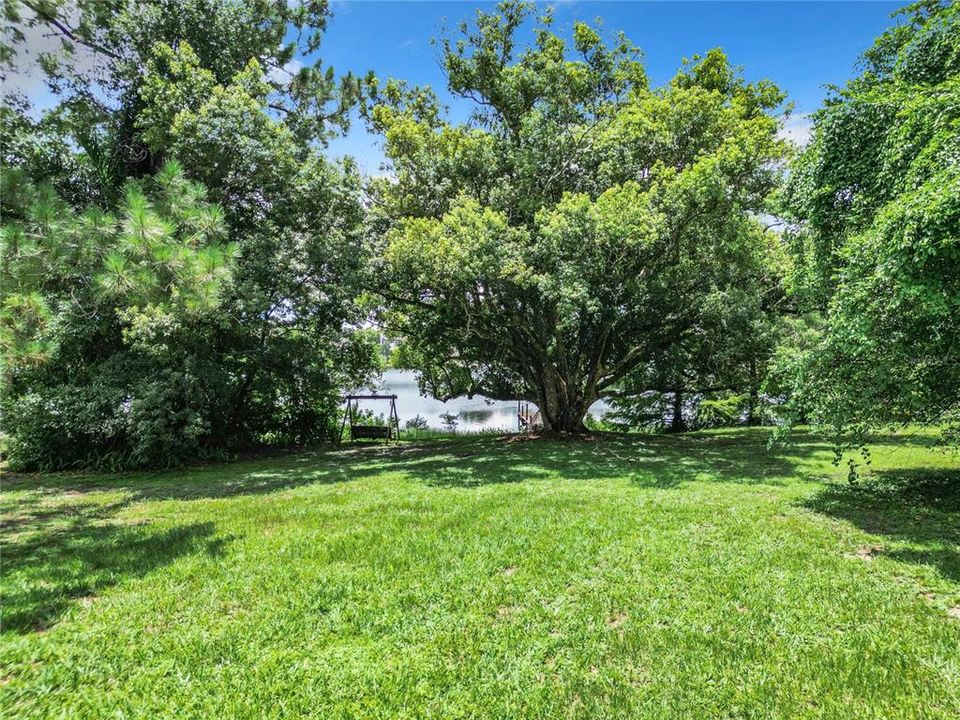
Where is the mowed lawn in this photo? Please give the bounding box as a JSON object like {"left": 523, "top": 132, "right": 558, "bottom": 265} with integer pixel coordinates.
{"left": 2, "top": 429, "right": 958, "bottom": 719}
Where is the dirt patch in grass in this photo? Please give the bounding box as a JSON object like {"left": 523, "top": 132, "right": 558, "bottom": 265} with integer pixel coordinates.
{"left": 846, "top": 544, "right": 883, "bottom": 561}
{"left": 607, "top": 612, "right": 628, "bottom": 629}
{"left": 502, "top": 432, "right": 601, "bottom": 445}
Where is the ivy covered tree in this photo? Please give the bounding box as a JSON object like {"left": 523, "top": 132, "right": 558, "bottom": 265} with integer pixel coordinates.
{"left": 369, "top": 2, "right": 789, "bottom": 432}
{"left": 779, "top": 0, "right": 960, "bottom": 445}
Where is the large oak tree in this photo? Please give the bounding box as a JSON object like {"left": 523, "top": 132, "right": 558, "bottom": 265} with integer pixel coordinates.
{"left": 369, "top": 2, "right": 789, "bottom": 432}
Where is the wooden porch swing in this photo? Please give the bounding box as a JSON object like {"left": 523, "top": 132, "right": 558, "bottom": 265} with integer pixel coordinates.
{"left": 339, "top": 394, "right": 401, "bottom": 443}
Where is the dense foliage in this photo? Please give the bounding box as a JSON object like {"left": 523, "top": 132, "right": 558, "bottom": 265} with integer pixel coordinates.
{"left": 1, "top": 0, "right": 956, "bottom": 466}
{"left": 1, "top": 162, "right": 237, "bottom": 468}
{"left": 779, "top": 0, "right": 959, "bottom": 445}
{"left": 1, "top": 0, "right": 376, "bottom": 469}
{"left": 368, "top": 3, "right": 789, "bottom": 432}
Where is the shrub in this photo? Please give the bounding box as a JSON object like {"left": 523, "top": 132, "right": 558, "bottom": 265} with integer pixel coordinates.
{"left": 3, "top": 383, "right": 129, "bottom": 471}
{"left": 405, "top": 414, "right": 428, "bottom": 430}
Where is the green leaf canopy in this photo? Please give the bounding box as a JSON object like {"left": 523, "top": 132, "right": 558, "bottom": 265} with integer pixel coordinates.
{"left": 370, "top": 2, "right": 788, "bottom": 432}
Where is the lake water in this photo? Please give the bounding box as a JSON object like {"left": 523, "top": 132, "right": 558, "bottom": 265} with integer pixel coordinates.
{"left": 349, "top": 369, "right": 611, "bottom": 432}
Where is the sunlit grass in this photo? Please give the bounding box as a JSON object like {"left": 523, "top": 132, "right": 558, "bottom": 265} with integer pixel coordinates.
{"left": 2, "top": 428, "right": 958, "bottom": 718}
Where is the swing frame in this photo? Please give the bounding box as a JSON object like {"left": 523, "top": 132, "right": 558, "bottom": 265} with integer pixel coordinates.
{"left": 339, "top": 395, "right": 401, "bottom": 443}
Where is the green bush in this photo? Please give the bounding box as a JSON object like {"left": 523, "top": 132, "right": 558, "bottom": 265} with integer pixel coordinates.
{"left": 126, "top": 371, "right": 208, "bottom": 467}
{"left": 405, "top": 414, "right": 429, "bottom": 430}
{"left": 3, "top": 384, "right": 129, "bottom": 471}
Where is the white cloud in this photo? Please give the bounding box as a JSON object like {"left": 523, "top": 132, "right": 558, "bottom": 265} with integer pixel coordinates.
{"left": 780, "top": 113, "right": 814, "bottom": 147}
{"left": 328, "top": 0, "right": 353, "bottom": 17}
{"left": 2, "top": 6, "right": 101, "bottom": 108}
{"left": 267, "top": 58, "right": 303, "bottom": 84}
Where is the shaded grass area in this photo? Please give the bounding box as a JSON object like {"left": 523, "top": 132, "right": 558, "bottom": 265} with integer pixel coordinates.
{"left": 1, "top": 428, "right": 958, "bottom": 718}
{"left": 807, "top": 467, "right": 960, "bottom": 588}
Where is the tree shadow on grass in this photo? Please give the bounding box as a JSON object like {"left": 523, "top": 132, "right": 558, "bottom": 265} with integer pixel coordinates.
{"left": 1, "top": 493, "right": 224, "bottom": 634}
{"left": 1, "top": 453, "right": 369, "bottom": 503}
{"left": 0, "top": 446, "right": 400, "bottom": 636}
{"left": 389, "top": 429, "right": 835, "bottom": 489}
{"left": 804, "top": 468, "right": 960, "bottom": 584}
{"left": 226, "top": 428, "right": 830, "bottom": 490}
{"left": 4, "top": 429, "right": 948, "bottom": 632}
{"left": 2, "top": 428, "right": 835, "bottom": 500}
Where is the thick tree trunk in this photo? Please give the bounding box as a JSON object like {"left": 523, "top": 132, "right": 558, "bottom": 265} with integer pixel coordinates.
{"left": 536, "top": 367, "right": 591, "bottom": 433}
{"left": 541, "top": 404, "right": 589, "bottom": 433}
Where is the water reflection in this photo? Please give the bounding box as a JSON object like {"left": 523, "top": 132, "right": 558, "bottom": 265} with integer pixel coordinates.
{"left": 458, "top": 409, "right": 495, "bottom": 424}
{"left": 349, "top": 369, "right": 610, "bottom": 433}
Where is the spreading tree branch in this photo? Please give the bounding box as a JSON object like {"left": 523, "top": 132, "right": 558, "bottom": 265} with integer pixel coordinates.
{"left": 22, "top": 0, "right": 121, "bottom": 61}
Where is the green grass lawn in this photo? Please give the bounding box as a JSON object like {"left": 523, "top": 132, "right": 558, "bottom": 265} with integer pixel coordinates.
{"left": 2, "top": 429, "right": 958, "bottom": 719}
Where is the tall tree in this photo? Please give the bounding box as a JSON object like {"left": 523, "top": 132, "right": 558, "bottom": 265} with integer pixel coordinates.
{"left": 1, "top": 161, "right": 237, "bottom": 469}
{"left": 369, "top": 2, "right": 788, "bottom": 432}
{"left": 3, "top": 0, "right": 360, "bottom": 159}
{"left": 610, "top": 237, "right": 789, "bottom": 433}
{"left": 2, "top": 0, "right": 377, "bottom": 467}
{"left": 135, "top": 41, "right": 375, "bottom": 447}
{"left": 779, "top": 0, "right": 960, "bottom": 445}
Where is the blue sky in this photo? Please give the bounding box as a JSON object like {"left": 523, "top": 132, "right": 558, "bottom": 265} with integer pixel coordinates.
{"left": 12, "top": 1, "right": 904, "bottom": 174}
{"left": 316, "top": 1, "right": 903, "bottom": 173}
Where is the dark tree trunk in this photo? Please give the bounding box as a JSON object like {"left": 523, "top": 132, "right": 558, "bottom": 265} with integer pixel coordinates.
{"left": 220, "top": 318, "right": 271, "bottom": 445}
{"left": 536, "top": 368, "right": 592, "bottom": 433}
{"left": 746, "top": 386, "right": 760, "bottom": 426}
{"left": 541, "top": 405, "right": 589, "bottom": 433}
{"left": 746, "top": 359, "right": 760, "bottom": 426}
{"left": 669, "top": 387, "right": 686, "bottom": 432}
